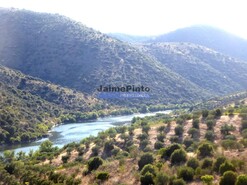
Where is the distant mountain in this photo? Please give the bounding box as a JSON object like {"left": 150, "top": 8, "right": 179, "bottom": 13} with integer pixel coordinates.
{"left": 108, "top": 33, "right": 152, "bottom": 43}
{"left": 150, "top": 25, "right": 247, "bottom": 61}
{"left": 0, "top": 8, "right": 211, "bottom": 105}
{"left": 138, "top": 43, "right": 247, "bottom": 95}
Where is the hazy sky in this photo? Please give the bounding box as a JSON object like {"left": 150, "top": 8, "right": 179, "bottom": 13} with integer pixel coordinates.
{"left": 0, "top": 0, "right": 247, "bottom": 38}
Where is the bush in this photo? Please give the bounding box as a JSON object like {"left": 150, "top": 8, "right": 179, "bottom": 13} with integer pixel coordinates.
{"left": 171, "top": 149, "right": 187, "bottom": 165}
{"left": 219, "top": 171, "right": 237, "bottom": 185}
{"left": 138, "top": 153, "right": 154, "bottom": 170}
{"left": 154, "top": 141, "right": 164, "bottom": 150}
{"left": 138, "top": 133, "right": 149, "bottom": 141}
{"left": 201, "top": 158, "right": 213, "bottom": 169}
{"left": 155, "top": 172, "right": 169, "bottom": 185}
{"left": 157, "top": 134, "right": 165, "bottom": 142}
{"left": 202, "top": 110, "right": 209, "bottom": 118}
{"left": 87, "top": 157, "right": 103, "bottom": 172}
{"left": 96, "top": 171, "right": 109, "bottom": 181}
{"left": 160, "top": 144, "right": 181, "bottom": 159}
{"left": 177, "top": 166, "right": 194, "bottom": 182}
{"left": 183, "top": 137, "right": 194, "bottom": 148}
{"left": 175, "top": 125, "right": 184, "bottom": 136}
{"left": 205, "top": 131, "right": 215, "bottom": 142}
{"left": 213, "top": 156, "right": 226, "bottom": 172}
{"left": 192, "top": 119, "right": 200, "bottom": 129}
{"left": 188, "top": 128, "right": 199, "bottom": 139}
{"left": 201, "top": 175, "right": 214, "bottom": 185}
{"left": 140, "top": 164, "right": 156, "bottom": 176}
{"left": 187, "top": 158, "right": 200, "bottom": 170}
{"left": 172, "top": 178, "right": 186, "bottom": 185}
{"left": 140, "top": 172, "right": 154, "bottom": 185}
{"left": 142, "top": 125, "right": 151, "bottom": 134}
{"left": 219, "top": 161, "right": 235, "bottom": 175}
{"left": 61, "top": 155, "right": 69, "bottom": 164}
{"left": 236, "top": 174, "right": 247, "bottom": 185}
{"left": 197, "top": 143, "right": 213, "bottom": 158}
{"left": 206, "top": 120, "right": 215, "bottom": 130}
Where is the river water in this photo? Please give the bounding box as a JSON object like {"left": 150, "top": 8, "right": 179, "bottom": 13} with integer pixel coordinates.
{"left": 0, "top": 110, "right": 171, "bottom": 154}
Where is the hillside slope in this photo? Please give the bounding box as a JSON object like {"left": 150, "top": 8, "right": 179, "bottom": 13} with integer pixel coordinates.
{"left": 0, "top": 8, "right": 210, "bottom": 105}
{"left": 151, "top": 25, "right": 247, "bottom": 61}
{"left": 138, "top": 43, "right": 247, "bottom": 95}
{"left": 0, "top": 65, "right": 104, "bottom": 145}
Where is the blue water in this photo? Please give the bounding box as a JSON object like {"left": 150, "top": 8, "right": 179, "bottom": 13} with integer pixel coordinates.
{"left": 0, "top": 110, "right": 171, "bottom": 154}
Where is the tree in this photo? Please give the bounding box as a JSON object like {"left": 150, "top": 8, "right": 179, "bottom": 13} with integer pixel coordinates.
{"left": 177, "top": 166, "right": 194, "bottom": 182}
{"left": 155, "top": 172, "right": 169, "bottom": 185}
{"left": 202, "top": 110, "right": 209, "bottom": 118}
{"left": 87, "top": 157, "right": 103, "bottom": 171}
{"left": 236, "top": 174, "right": 247, "bottom": 185}
{"left": 140, "top": 172, "right": 154, "bottom": 185}
{"left": 138, "top": 153, "right": 154, "bottom": 170}
{"left": 39, "top": 140, "right": 53, "bottom": 153}
{"left": 221, "top": 124, "right": 236, "bottom": 136}
{"left": 142, "top": 125, "right": 151, "bottom": 134}
{"left": 188, "top": 128, "right": 199, "bottom": 139}
{"left": 205, "top": 131, "right": 215, "bottom": 142}
{"left": 192, "top": 119, "right": 200, "bottom": 129}
{"left": 219, "top": 171, "right": 237, "bottom": 185}
{"left": 219, "top": 161, "right": 235, "bottom": 175}
{"left": 154, "top": 141, "right": 164, "bottom": 150}
{"left": 172, "top": 179, "right": 186, "bottom": 185}
{"left": 96, "top": 171, "right": 109, "bottom": 181}
{"left": 206, "top": 120, "right": 215, "bottom": 130}
{"left": 187, "top": 158, "right": 199, "bottom": 170}
{"left": 201, "top": 158, "right": 213, "bottom": 169}
{"left": 171, "top": 149, "right": 187, "bottom": 165}
{"left": 215, "top": 109, "right": 222, "bottom": 117}
{"left": 197, "top": 143, "right": 213, "bottom": 158}
{"left": 213, "top": 156, "right": 226, "bottom": 172}
{"left": 140, "top": 164, "right": 156, "bottom": 176}
{"left": 160, "top": 144, "right": 181, "bottom": 159}
{"left": 201, "top": 175, "right": 214, "bottom": 185}
{"left": 175, "top": 125, "right": 184, "bottom": 136}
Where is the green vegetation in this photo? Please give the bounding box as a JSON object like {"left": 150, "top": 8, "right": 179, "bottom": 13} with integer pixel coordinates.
{"left": 0, "top": 101, "right": 247, "bottom": 184}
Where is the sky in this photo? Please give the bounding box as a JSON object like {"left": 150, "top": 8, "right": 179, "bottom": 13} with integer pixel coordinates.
{"left": 0, "top": 0, "right": 247, "bottom": 39}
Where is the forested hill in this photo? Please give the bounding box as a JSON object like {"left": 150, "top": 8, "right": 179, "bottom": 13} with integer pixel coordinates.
{"left": 0, "top": 8, "right": 210, "bottom": 105}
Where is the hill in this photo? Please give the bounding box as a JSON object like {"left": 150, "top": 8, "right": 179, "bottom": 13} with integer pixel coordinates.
{"left": 0, "top": 8, "right": 210, "bottom": 105}
{"left": 138, "top": 42, "right": 247, "bottom": 95}
{"left": 150, "top": 25, "right": 247, "bottom": 61}
{"left": 0, "top": 65, "right": 105, "bottom": 145}
{"left": 1, "top": 99, "right": 247, "bottom": 184}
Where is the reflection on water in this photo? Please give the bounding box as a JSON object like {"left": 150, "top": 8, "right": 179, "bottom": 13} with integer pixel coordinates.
{"left": 0, "top": 110, "right": 171, "bottom": 154}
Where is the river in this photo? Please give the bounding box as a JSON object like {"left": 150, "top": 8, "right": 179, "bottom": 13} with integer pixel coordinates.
{"left": 0, "top": 110, "right": 171, "bottom": 154}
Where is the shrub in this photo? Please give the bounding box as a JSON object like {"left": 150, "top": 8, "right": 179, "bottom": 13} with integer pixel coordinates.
{"left": 197, "top": 143, "right": 213, "bottom": 158}
{"left": 236, "top": 174, "right": 247, "bottom": 185}
{"left": 138, "top": 153, "right": 154, "bottom": 170}
{"left": 87, "top": 157, "right": 103, "bottom": 172}
{"left": 154, "top": 141, "right": 164, "bottom": 150}
{"left": 140, "top": 172, "right": 154, "bottom": 185}
{"left": 171, "top": 149, "right": 187, "bottom": 165}
{"left": 160, "top": 144, "right": 181, "bottom": 159}
{"left": 219, "top": 171, "right": 237, "bottom": 185}
{"left": 157, "top": 134, "right": 165, "bottom": 142}
{"left": 201, "top": 175, "right": 214, "bottom": 185}
{"left": 219, "top": 161, "right": 235, "bottom": 175}
{"left": 138, "top": 133, "right": 149, "bottom": 141}
{"left": 201, "top": 158, "right": 213, "bottom": 169}
{"left": 103, "top": 141, "right": 114, "bottom": 153}
{"left": 213, "top": 156, "right": 226, "bottom": 172}
{"left": 155, "top": 172, "right": 169, "bottom": 185}
{"left": 61, "top": 155, "right": 69, "bottom": 164}
{"left": 177, "top": 166, "right": 194, "bottom": 182}
{"left": 140, "top": 164, "right": 156, "bottom": 176}
{"left": 205, "top": 131, "right": 215, "bottom": 142}
{"left": 175, "top": 125, "right": 184, "bottom": 136}
{"left": 183, "top": 137, "right": 194, "bottom": 148}
{"left": 140, "top": 139, "right": 150, "bottom": 150}
{"left": 157, "top": 126, "right": 166, "bottom": 133}
{"left": 142, "top": 125, "right": 151, "bottom": 134}
{"left": 187, "top": 158, "right": 200, "bottom": 170}
{"left": 192, "top": 119, "right": 200, "bottom": 129}
{"left": 96, "top": 171, "right": 109, "bottom": 181}
{"left": 172, "top": 178, "right": 186, "bottom": 185}
{"left": 206, "top": 120, "right": 215, "bottom": 130}
{"left": 202, "top": 110, "right": 209, "bottom": 118}
{"left": 188, "top": 128, "right": 199, "bottom": 139}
